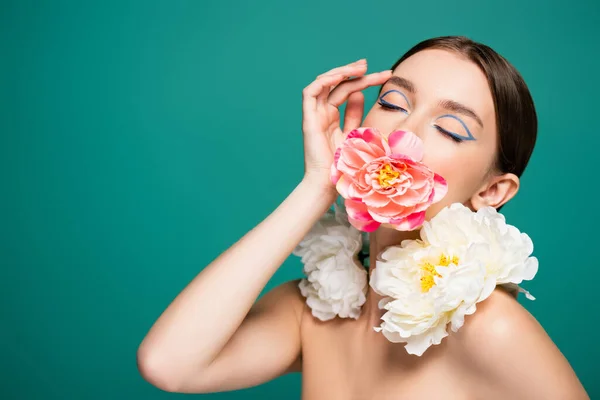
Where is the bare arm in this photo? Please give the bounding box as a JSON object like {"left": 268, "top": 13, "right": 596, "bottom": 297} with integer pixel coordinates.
{"left": 136, "top": 178, "right": 336, "bottom": 392}
{"left": 136, "top": 60, "right": 392, "bottom": 393}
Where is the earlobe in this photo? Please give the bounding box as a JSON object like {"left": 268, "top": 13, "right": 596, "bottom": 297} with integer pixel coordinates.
{"left": 471, "top": 173, "right": 520, "bottom": 210}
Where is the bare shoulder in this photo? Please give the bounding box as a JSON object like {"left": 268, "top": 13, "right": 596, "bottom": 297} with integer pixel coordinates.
{"left": 252, "top": 279, "right": 306, "bottom": 318}
{"left": 454, "top": 288, "right": 589, "bottom": 399}
{"left": 457, "top": 288, "right": 543, "bottom": 349}
{"left": 248, "top": 279, "right": 306, "bottom": 325}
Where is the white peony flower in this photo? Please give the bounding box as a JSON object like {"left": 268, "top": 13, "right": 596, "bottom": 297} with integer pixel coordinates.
{"left": 370, "top": 203, "right": 538, "bottom": 356}
{"left": 293, "top": 201, "right": 368, "bottom": 321}
{"left": 371, "top": 243, "right": 495, "bottom": 355}
{"left": 421, "top": 203, "right": 538, "bottom": 298}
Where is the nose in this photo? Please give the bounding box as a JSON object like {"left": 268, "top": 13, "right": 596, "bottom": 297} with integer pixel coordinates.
{"left": 386, "top": 116, "right": 423, "bottom": 142}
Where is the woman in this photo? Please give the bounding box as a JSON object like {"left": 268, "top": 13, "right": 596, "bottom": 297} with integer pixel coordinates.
{"left": 137, "top": 36, "right": 589, "bottom": 399}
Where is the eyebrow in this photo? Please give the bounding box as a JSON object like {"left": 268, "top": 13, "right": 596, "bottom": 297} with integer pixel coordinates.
{"left": 382, "top": 76, "right": 416, "bottom": 93}
{"left": 381, "top": 76, "right": 484, "bottom": 128}
{"left": 438, "top": 99, "right": 484, "bottom": 128}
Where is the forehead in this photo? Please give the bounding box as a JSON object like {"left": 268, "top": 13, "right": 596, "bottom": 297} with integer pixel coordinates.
{"left": 391, "top": 49, "right": 496, "bottom": 131}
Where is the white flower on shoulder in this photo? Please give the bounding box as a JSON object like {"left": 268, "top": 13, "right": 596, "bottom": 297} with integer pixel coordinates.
{"left": 293, "top": 202, "right": 368, "bottom": 321}
{"left": 371, "top": 243, "right": 495, "bottom": 356}
{"left": 370, "top": 203, "right": 538, "bottom": 356}
{"left": 421, "top": 203, "right": 538, "bottom": 299}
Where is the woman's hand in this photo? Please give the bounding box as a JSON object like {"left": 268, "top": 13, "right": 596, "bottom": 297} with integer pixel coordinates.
{"left": 301, "top": 59, "right": 392, "bottom": 190}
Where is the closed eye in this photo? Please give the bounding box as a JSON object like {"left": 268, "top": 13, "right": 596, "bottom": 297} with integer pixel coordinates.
{"left": 434, "top": 125, "right": 466, "bottom": 143}
{"left": 377, "top": 99, "right": 408, "bottom": 114}
{"left": 377, "top": 89, "right": 411, "bottom": 114}
{"left": 435, "top": 114, "right": 476, "bottom": 142}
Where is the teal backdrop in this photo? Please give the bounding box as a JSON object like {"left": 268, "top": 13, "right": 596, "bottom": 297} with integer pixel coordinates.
{"left": 2, "top": 0, "right": 598, "bottom": 398}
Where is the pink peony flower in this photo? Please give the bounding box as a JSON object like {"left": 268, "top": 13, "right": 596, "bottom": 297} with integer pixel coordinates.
{"left": 330, "top": 127, "right": 448, "bottom": 232}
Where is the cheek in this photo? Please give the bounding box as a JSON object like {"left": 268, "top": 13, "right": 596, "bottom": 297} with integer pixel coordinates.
{"left": 361, "top": 109, "right": 397, "bottom": 133}
{"left": 422, "top": 145, "right": 488, "bottom": 217}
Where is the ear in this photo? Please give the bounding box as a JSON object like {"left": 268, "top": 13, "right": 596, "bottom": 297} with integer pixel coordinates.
{"left": 470, "top": 173, "right": 520, "bottom": 211}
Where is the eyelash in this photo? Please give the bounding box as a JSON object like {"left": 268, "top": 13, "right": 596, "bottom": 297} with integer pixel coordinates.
{"left": 434, "top": 125, "right": 463, "bottom": 143}
{"left": 377, "top": 100, "right": 408, "bottom": 114}
{"left": 377, "top": 101, "right": 464, "bottom": 143}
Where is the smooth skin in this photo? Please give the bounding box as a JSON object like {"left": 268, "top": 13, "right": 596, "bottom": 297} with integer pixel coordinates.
{"left": 137, "top": 54, "right": 589, "bottom": 399}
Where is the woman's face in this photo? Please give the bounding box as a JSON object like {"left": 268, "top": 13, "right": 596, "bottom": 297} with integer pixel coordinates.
{"left": 362, "top": 49, "right": 502, "bottom": 221}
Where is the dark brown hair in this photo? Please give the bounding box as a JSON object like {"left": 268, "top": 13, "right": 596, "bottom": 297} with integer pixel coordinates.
{"left": 382, "top": 36, "right": 537, "bottom": 207}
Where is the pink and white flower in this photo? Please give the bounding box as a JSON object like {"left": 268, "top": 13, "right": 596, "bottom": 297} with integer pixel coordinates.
{"left": 330, "top": 127, "right": 448, "bottom": 232}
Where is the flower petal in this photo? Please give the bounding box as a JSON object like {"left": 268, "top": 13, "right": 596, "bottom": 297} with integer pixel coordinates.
{"left": 330, "top": 148, "right": 342, "bottom": 184}
{"left": 389, "top": 211, "right": 426, "bottom": 231}
{"left": 362, "top": 191, "right": 391, "bottom": 208}
{"left": 431, "top": 173, "right": 448, "bottom": 203}
{"left": 388, "top": 130, "right": 424, "bottom": 161}
{"left": 345, "top": 198, "right": 381, "bottom": 232}
{"left": 336, "top": 176, "right": 351, "bottom": 199}
{"left": 404, "top": 324, "right": 449, "bottom": 356}
{"left": 355, "top": 127, "right": 390, "bottom": 155}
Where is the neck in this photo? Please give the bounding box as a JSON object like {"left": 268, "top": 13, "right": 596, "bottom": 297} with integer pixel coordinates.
{"left": 360, "top": 225, "right": 421, "bottom": 326}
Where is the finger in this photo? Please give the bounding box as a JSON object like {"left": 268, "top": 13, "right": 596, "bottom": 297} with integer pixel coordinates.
{"left": 316, "top": 59, "right": 367, "bottom": 79}
{"left": 328, "top": 70, "right": 392, "bottom": 108}
{"left": 302, "top": 73, "right": 348, "bottom": 114}
{"left": 317, "top": 74, "right": 351, "bottom": 105}
{"left": 343, "top": 91, "right": 364, "bottom": 133}
{"left": 316, "top": 63, "right": 368, "bottom": 104}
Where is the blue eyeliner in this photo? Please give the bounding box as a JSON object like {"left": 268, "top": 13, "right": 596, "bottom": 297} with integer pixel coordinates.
{"left": 378, "top": 98, "right": 408, "bottom": 114}
{"left": 436, "top": 114, "right": 476, "bottom": 141}
{"left": 380, "top": 89, "right": 411, "bottom": 109}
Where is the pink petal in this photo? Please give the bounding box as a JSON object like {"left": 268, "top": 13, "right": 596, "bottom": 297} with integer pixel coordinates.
{"left": 345, "top": 199, "right": 381, "bottom": 232}
{"left": 330, "top": 164, "right": 342, "bottom": 185}
{"left": 410, "top": 190, "right": 435, "bottom": 213}
{"left": 334, "top": 147, "right": 341, "bottom": 165}
{"left": 344, "top": 198, "right": 370, "bottom": 219}
{"left": 368, "top": 208, "right": 398, "bottom": 223}
{"left": 330, "top": 148, "right": 342, "bottom": 184}
{"left": 346, "top": 127, "right": 390, "bottom": 155}
{"left": 356, "top": 170, "right": 375, "bottom": 191}
{"left": 353, "top": 218, "right": 381, "bottom": 232}
{"left": 337, "top": 159, "right": 361, "bottom": 178}
{"left": 348, "top": 182, "right": 371, "bottom": 199}
{"left": 390, "top": 211, "right": 426, "bottom": 231}
{"left": 345, "top": 128, "right": 365, "bottom": 140}
{"left": 341, "top": 147, "right": 376, "bottom": 168}
{"left": 388, "top": 130, "right": 424, "bottom": 161}
{"left": 361, "top": 128, "right": 389, "bottom": 153}
{"left": 347, "top": 140, "right": 386, "bottom": 162}
{"left": 336, "top": 141, "right": 383, "bottom": 178}
{"left": 360, "top": 127, "right": 378, "bottom": 142}
{"left": 432, "top": 173, "right": 448, "bottom": 203}
{"left": 362, "top": 191, "right": 391, "bottom": 208}
{"left": 389, "top": 188, "right": 423, "bottom": 206}
{"left": 336, "top": 175, "right": 351, "bottom": 198}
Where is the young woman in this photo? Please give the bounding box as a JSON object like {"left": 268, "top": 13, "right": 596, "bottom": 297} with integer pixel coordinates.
{"left": 137, "top": 36, "right": 589, "bottom": 399}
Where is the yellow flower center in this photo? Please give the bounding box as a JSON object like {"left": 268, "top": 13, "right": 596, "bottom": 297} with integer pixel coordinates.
{"left": 420, "top": 253, "right": 460, "bottom": 292}
{"left": 377, "top": 164, "right": 400, "bottom": 188}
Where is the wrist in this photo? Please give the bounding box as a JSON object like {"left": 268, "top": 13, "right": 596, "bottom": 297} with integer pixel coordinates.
{"left": 301, "top": 173, "right": 338, "bottom": 201}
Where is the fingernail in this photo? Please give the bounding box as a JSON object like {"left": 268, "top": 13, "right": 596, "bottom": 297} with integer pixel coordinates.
{"left": 356, "top": 58, "right": 367, "bottom": 64}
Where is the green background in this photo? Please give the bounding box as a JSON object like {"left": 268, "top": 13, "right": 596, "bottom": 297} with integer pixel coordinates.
{"left": 2, "top": 0, "right": 598, "bottom": 398}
